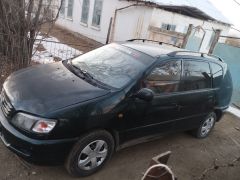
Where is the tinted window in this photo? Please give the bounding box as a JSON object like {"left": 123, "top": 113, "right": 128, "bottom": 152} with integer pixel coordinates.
{"left": 181, "top": 61, "right": 211, "bottom": 91}
{"left": 145, "top": 61, "right": 181, "bottom": 94}
{"left": 211, "top": 63, "right": 223, "bottom": 87}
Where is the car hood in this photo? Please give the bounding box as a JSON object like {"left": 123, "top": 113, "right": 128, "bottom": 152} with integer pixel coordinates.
{"left": 3, "top": 62, "right": 110, "bottom": 116}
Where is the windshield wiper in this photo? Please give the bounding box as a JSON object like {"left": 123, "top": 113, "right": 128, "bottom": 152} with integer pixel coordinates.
{"left": 82, "top": 70, "right": 94, "bottom": 80}
{"left": 68, "top": 60, "right": 100, "bottom": 83}
{"left": 68, "top": 60, "right": 87, "bottom": 79}
{"left": 67, "top": 60, "right": 111, "bottom": 90}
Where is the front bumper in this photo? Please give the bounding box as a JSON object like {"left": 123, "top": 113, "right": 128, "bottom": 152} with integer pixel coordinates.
{"left": 0, "top": 108, "right": 77, "bottom": 164}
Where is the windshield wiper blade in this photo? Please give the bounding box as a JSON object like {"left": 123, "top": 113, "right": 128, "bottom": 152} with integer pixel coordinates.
{"left": 68, "top": 60, "right": 86, "bottom": 78}
{"left": 68, "top": 60, "right": 96, "bottom": 81}
{"left": 82, "top": 70, "right": 94, "bottom": 80}
{"left": 67, "top": 60, "right": 110, "bottom": 90}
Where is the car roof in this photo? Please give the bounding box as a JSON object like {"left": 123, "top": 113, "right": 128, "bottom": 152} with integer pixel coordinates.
{"left": 121, "top": 42, "right": 181, "bottom": 57}
{"left": 121, "top": 42, "right": 224, "bottom": 65}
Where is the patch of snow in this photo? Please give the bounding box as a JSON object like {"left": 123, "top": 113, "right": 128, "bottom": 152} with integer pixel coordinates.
{"left": 32, "top": 35, "right": 82, "bottom": 64}
{"left": 227, "top": 106, "right": 240, "bottom": 118}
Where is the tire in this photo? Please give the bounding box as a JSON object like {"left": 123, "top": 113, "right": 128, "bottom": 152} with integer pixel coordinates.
{"left": 192, "top": 112, "right": 217, "bottom": 139}
{"left": 65, "top": 130, "right": 115, "bottom": 177}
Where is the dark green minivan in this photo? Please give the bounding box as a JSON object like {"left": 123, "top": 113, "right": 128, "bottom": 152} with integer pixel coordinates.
{"left": 0, "top": 42, "right": 233, "bottom": 177}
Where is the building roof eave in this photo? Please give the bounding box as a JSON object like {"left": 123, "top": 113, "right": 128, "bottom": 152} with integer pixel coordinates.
{"left": 121, "top": 0, "right": 232, "bottom": 26}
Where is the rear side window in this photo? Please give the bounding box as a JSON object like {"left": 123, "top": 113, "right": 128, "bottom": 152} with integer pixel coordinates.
{"left": 210, "top": 63, "right": 223, "bottom": 87}
{"left": 145, "top": 60, "right": 181, "bottom": 94}
{"left": 180, "top": 60, "right": 211, "bottom": 91}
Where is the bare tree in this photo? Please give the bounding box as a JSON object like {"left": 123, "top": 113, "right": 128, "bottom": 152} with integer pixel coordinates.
{"left": 0, "top": 0, "right": 63, "bottom": 71}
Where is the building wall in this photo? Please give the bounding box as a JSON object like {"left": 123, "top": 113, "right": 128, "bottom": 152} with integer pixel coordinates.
{"left": 226, "top": 38, "right": 240, "bottom": 47}
{"left": 57, "top": 0, "right": 133, "bottom": 44}
{"left": 213, "top": 43, "right": 240, "bottom": 106}
{"left": 57, "top": 0, "right": 231, "bottom": 53}
{"left": 150, "top": 8, "right": 231, "bottom": 53}
{"left": 113, "top": 6, "right": 153, "bottom": 42}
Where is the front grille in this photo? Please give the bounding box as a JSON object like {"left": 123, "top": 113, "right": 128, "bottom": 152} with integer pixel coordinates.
{"left": 0, "top": 90, "right": 15, "bottom": 119}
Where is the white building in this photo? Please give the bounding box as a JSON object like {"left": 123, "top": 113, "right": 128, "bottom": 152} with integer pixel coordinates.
{"left": 56, "top": 0, "right": 231, "bottom": 53}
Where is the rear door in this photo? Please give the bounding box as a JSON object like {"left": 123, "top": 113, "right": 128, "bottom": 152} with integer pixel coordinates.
{"left": 174, "top": 59, "right": 214, "bottom": 130}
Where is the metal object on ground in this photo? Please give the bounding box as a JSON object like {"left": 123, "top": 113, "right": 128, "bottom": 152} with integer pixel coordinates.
{"left": 142, "top": 151, "right": 176, "bottom": 180}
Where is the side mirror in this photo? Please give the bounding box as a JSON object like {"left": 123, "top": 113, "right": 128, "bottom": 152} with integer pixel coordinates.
{"left": 136, "top": 88, "right": 154, "bottom": 102}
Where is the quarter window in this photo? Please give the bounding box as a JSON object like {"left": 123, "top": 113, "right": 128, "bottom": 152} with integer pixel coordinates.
{"left": 145, "top": 61, "right": 181, "bottom": 94}
{"left": 180, "top": 61, "right": 211, "bottom": 91}
{"left": 211, "top": 63, "right": 223, "bottom": 87}
{"left": 92, "top": 0, "right": 103, "bottom": 27}
{"left": 207, "top": 32, "right": 215, "bottom": 49}
{"left": 81, "top": 0, "right": 90, "bottom": 24}
{"left": 67, "top": 0, "right": 74, "bottom": 18}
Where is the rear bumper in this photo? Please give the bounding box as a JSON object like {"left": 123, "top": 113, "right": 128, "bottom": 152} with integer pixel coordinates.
{"left": 0, "top": 109, "right": 77, "bottom": 164}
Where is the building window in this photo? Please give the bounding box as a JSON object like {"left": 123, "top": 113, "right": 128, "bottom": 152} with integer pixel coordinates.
{"left": 81, "top": 0, "right": 90, "bottom": 24}
{"left": 67, "top": 0, "right": 74, "bottom": 19}
{"left": 60, "top": 0, "right": 66, "bottom": 17}
{"left": 162, "top": 23, "right": 176, "bottom": 31}
{"left": 92, "top": 0, "right": 103, "bottom": 27}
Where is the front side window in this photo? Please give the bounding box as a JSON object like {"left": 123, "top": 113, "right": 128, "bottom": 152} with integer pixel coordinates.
{"left": 145, "top": 61, "right": 181, "bottom": 94}
{"left": 81, "top": 0, "right": 90, "bottom": 24}
{"left": 180, "top": 60, "right": 211, "bottom": 91}
{"left": 92, "top": 0, "right": 103, "bottom": 27}
{"left": 72, "top": 44, "right": 154, "bottom": 89}
{"left": 67, "top": 0, "right": 74, "bottom": 18}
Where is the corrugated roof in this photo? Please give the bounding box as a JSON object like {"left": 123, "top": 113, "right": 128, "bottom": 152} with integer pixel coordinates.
{"left": 144, "top": 0, "right": 231, "bottom": 25}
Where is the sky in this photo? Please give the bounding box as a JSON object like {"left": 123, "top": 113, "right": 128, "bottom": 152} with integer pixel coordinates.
{"left": 209, "top": 0, "right": 240, "bottom": 35}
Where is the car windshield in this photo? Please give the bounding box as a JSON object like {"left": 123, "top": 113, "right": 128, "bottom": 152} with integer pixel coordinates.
{"left": 72, "top": 44, "right": 154, "bottom": 89}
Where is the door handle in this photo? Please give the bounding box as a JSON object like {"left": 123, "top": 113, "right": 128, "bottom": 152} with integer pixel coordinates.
{"left": 172, "top": 103, "right": 183, "bottom": 111}
{"left": 171, "top": 103, "right": 178, "bottom": 107}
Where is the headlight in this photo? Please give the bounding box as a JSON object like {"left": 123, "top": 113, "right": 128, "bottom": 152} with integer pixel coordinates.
{"left": 12, "top": 113, "right": 57, "bottom": 134}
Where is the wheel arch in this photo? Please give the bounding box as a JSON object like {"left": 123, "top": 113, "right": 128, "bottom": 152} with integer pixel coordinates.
{"left": 214, "top": 109, "right": 223, "bottom": 122}
{"left": 80, "top": 128, "right": 120, "bottom": 151}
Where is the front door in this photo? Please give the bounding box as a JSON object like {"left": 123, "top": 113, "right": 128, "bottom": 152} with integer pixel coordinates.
{"left": 123, "top": 60, "right": 182, "bottom": 140}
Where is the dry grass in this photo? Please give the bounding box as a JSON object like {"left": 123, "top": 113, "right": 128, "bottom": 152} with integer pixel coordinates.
{"left": 41, "top": 23, "right": 102, "bottom": 53}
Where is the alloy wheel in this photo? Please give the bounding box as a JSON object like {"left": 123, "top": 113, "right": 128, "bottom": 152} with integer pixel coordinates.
{"left": 200, "top": 116, "right": 215, "bottom": 136}
{"left": 78, "top": 140, "right": 108, "bottom": 171}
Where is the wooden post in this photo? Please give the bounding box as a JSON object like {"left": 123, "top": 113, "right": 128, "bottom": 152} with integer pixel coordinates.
{"left": 181, "top": 24, "right": 193, "bottom": 49}
{"left": 208, "top": 29, "right": 221, "bottom": 55}
{"left": 109, "top": 9, "right": 118, "bottom": 43}
{"left": 106, "top": 17, "right": 113, "bottom": 44}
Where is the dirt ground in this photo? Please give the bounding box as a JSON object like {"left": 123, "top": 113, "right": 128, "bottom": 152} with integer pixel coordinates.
{"left": 0, "top": 113, "right": 239, "bottom": 180}
{"left": 41, "top": 24, "right": 102, "bottom": 53}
